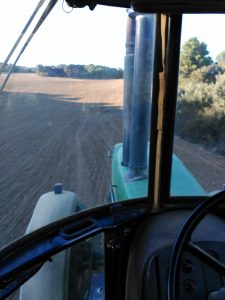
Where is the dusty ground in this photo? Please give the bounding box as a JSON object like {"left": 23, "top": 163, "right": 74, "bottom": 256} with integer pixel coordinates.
{"left": 1, "top": 73, "right": 225, "bottom": 252}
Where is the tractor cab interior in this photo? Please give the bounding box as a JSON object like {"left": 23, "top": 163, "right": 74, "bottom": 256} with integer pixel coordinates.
{"left": 1, "top": 1, "right": 225, "bottom": 300}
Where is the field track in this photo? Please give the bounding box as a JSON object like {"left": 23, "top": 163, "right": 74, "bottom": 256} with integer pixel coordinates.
{"left": 1, "top": 73, "right": 225, "bottom": 252}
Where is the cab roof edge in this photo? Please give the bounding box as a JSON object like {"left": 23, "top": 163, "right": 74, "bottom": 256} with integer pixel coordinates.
{"left": 66, "top": 0, "right": 225, "bottom": 13}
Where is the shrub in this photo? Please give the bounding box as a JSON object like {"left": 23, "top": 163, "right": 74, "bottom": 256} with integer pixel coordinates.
{"left": 177, "top": 80, "right": 213, "bottom": 111}
{"left": 191, "top": 64, "right": 223, "bottom": 84}
{"left": 176, "top": 72, "right": 225, "bottom": 154}
{"left": 176, "top": 112, "right": 220, "bottom": 147}
{"left": 213, "top": 73, "right": 225, "bottom": 110}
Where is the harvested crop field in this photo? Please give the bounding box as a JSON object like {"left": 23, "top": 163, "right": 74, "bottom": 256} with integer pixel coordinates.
{"left": 1, "top": 73, "right": 225, "bottom": 250}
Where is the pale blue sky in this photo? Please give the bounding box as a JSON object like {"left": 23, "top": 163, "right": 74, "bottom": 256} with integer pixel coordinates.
{"left": 182, "top": 14, "right": 225, "bottom": 61}
{"left": 0, "top": 0, "right": 127, "bottom": 68}
{"left": 1, "top": 1, "right": 225, "bottom": 68}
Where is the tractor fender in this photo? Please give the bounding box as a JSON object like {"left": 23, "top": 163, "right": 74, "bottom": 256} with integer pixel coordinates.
{"left": 19, "top": 187, "right": 83, "bottom": 300}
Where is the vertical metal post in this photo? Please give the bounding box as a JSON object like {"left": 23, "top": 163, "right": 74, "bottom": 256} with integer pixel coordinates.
{"left": 127, "top": 14, "right": 155, "bottom": 181}
{"left": 157, "top": 15, "right": 182, "bottom": 206}
{"left": 122, "top": 11, "right": 136, "bottom": 166}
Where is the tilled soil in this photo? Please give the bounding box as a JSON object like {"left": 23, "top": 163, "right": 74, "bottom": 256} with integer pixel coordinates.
{"left": 0, "top": 74, "right": 123, "bottom": 248}
{"left": 1, "top": 73, "right": 225, "bottom": 252}
{"left": 174, "top": 136, "right": 225, "bottom": 193}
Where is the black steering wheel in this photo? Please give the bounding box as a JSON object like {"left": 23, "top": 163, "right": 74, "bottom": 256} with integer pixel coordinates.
{"left": 167, "top": 190, "right": 225, "bottom": 300}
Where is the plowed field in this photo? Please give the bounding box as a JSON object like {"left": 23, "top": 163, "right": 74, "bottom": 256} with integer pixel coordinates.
{"left": 1, "top": 73, "right": 225, "bottom": 251}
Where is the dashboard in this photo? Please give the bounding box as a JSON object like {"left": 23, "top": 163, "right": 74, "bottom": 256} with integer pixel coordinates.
{"left": 146, "top": 241, "right": 225, "bottom": 299}
{"left": 125, "top": 210, "right": 225, "bottom": 300}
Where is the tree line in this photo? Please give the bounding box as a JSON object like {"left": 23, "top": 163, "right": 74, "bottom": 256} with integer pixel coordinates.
{"left": 36, "top": 64, "right": 123, "bottom": 79}
{"left": 176, "top": 37, "right": 225, "bottom": 155}
{"left": 0, "top": 63, "right": 35, "bottom": 73}
{"left": 0, "top": 63, "right": 123, "bottom": 80}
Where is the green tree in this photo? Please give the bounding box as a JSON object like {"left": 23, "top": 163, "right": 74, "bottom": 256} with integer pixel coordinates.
{"left": 180, "top": 37, "right": 213, "bottom": 77}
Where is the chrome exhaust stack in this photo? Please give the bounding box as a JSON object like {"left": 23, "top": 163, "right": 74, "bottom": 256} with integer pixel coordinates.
{"left": 122, "top": 10, "right": 136, "bottom": 167}
{"left": 123, "top": 13, "right": 156, "bottom": 181}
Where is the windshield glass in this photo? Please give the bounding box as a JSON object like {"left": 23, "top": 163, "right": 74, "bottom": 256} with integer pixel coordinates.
{"left": 0, "top": 1, "right": 129, "bottom": 249}
{"left": 171, "top": 14, "right": 225, "bottom": 196}
{"left": 0, "top": 2, "right": 155, "bottom": 250}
